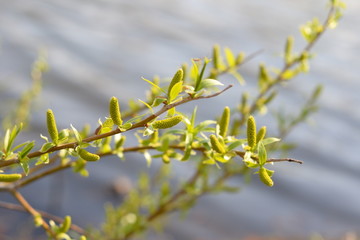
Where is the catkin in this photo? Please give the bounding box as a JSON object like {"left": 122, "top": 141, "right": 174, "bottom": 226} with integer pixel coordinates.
{"left": 59, "top": 215, "right": 71, "bottom": 233}
{"left": 212, "top": 44, "right": 221, "bottom": 69}
{"left": 219, "top": 106, "right": 230, "bottom": 137}
{"left": 46, "top": 109, "right": 59, "bottom": 145}
{"left": 152, "top": 115, "right": 183, "bottom": 129}
{"left": 256, "top": 126, "right": 267, "bottom": 144}
{"left": 259, "top": 167, "right": 274, "bottom": 187}
{"left": 0, "top": 173, "right": 22, "bottom": 182}
{"left": 247, "top": 115, "right": 257, "bottom": 149}
{"left": 168, "top": 69, "right": 183, "bottom": 96}
{"left": 210, "top": 135, "right": 226, "bottom": 154}
{"left": 109, "top": 97, "right": 122, "bottom": 126}
{"left": 78, "top": 148, "right": 100, "bottom": 162}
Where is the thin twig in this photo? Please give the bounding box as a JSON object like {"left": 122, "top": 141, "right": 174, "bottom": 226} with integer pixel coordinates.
{"left": 0, "top": 200, "right": 85, "bottom": 234}
{"left": 10, "top": 189, "right": 56, "bottom": 238}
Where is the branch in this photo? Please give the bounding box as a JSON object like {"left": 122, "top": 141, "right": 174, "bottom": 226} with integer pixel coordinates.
{"left": 0, "top": 200, "right": 85, "bottom": 234}
{"left": 1, "top": 85, "right": 232, "bottom": 169}
{"left": 10, "top": 189, "right": 57, "bottom": 238}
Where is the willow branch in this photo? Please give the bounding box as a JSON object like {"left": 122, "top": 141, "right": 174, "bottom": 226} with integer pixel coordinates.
{"left": 0, "top": 200, "right": 85, "bottom": 234}
{"left": 10, "top": 189, "right": 56, "bottom": 238}
{"left": 238, "top": 4, "right": 338, "bottom": 126}
{"left": 1, "top": 85, "right": 232, "bottom": 169}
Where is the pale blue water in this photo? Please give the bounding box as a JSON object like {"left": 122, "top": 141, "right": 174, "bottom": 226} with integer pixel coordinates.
{"left": 0, "top": 0, "right": 359, "bottom": 239}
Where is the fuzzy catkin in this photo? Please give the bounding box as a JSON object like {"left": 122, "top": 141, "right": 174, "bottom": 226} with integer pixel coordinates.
{"left": 168, "top": 69, "right": 183, "bottom": 96}
{"left": 46, "top": 109, "right": 59, "bottom": 145}
{"left": 109, "top": 97, "right": 122, "bottom": 126}
{"left": 210, "top": 135, "right": 226, "bottom": 154}
{"left": 247, "top": 115, "right": 257, "bottom": 148}
{"left": 219, "top": 106, "right": 230, "bottom": 137}
{"left": 259, "top": 167, "right": 274, "bottom": 187}
{"left": 78, "top": 148, "right": 100, "bottom": 162}
{"left": 0, "top": 173, "right": 22, "bottom": 182}
{"left": 152, "top": 115, "right": 182, "bottom": 129}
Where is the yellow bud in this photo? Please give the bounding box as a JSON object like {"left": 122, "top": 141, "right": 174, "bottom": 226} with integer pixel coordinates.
{"left": 46, "top": 109, "right": 59, "bottom": 145}
{"left": 247, "top": 115, "right": 257, "bottom": 149}
{"left": 109, "top": 97, "right": 122, "bottom": 126}
{"left": 59, "top": 215, "right": 71, "bottom": 233}
{"left": 152, "top": 115, "right": 183, "bottom": 129}
{"left": 162, "top": 155, "right": 170, "bottom": 164}
{"left": 209, "top": 134, "right": 226, "bottom": 154}
{"left": 219, "top": 106, "right": 230, "bottom": 137}
{"left": 78, "top": 148, "right": 100, "bottom": 162}
{"left": 168, "top": 69, "right": 183, "bottom": 96}
{"left": 0, "top": 173, "right": 22, "bottom": 182}
{"left": 256, "top": 126, "right": 267, "bottom": 144}
{"left": 259, "top": 167, "right": 274, "bottom": 187}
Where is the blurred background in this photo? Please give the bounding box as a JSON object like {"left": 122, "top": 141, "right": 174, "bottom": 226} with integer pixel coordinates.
{"left": 0, "top": 0, "right": 359, "bottom": 239}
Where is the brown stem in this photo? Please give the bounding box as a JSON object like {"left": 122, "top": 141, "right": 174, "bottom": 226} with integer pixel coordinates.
{"left": 0, "top": 200, "right": 85, "bottom": 234}
{"left": 10, "top": 189, "right": 57, "bottom": 238}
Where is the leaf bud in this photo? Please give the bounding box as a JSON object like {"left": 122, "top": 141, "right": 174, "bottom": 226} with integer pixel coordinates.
{"left": 78, "top": 148, "right": 100, "bottom": 162}
{"left": 0, "top": 173, "right": 22, "bottom": 182}
{"left": 46, "top": 109, "right": 59, "bottom": 145}
{"left": 209, "top": 134, "right": 226, "bottom": 154}
{"left": 152, "top": 115, "right": 183, "bottom": 129}
{"left": 259, "top": 167, "right": 274, "bottom": 187}
{"left": 109, "top": 97, "right": 123, "bottom": 126}
{"left": 219, "top": 106, "right": 230, "bottom": 138}
{"left": 247, "top": 115, "right": 257, "bottom": 149}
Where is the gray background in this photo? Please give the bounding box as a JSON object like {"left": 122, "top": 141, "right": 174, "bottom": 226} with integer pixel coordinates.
{"left": 0, "top": 0, "right": 359, "bottom": 239}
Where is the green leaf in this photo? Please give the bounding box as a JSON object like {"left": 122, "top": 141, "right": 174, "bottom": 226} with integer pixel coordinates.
{"left": 152, "top": 97, "right": 166, "bottom": 107}
{"left": 138, "top": 99, "right": 154, "bottom": 114}
{"left": 257, "top": 142, "right": 267, "bottom": 165}
{"left": 70, "top": 124, "right": 82, "bottom": 143}
{"left": 141, "top": 77, "right": 166, "bottom": 94}
{"left": 36, "top": 153, "right": 49, "bottom": 165}
{"left": 19, "top": 141, "right": 35, "bottom": 160}
{"left": 230, "top": 70, "right": 245, "bottom": 85}
{"left": 198, "top": 79, "right": 224, "bottom": 91}
{"left": 40, "top": 142, "right": 56, "bottom": 152}
{"left": 227, "top": 140, "right": 244, "bottom": 151}
{"left": 168, "top": 80, "right": 183, "bottom": 103}
{"left": 262, "top": 137, "right": 280, "bottom": 145}
{"left": 119, "top": 122, "right": 133, "bottom": 131}
{"left": 20, "top": 159, "right": 30, "bottom": 176}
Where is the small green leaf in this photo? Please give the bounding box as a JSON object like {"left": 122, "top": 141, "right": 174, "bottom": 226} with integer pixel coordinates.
{"left": 138, "top": 99, "right": 154, "bottom": 114}
{"left": 19, "top": 159, "right": 30, "bottom": 176}
{"left": 142, "top": 77, "right": 166, "bottom": 94}
{"left": 70, "top": 124, "right": 82, "bottom": 143}
{"left": 168, "top": 80, "right": 183, "bottom": 103}
{"left": 262, "top": 137, "right": 281, "bottom": 145}
{"left": 19, "top": 141, "right": 35, "bottom": 160}
{"left": 257, "top": 142, "right": 267, "bottom": 165}
{"left": 152, "top": 97, "right": 166, "bottom": 107}
{"left": 40, "top": 142, "right": 56, "bottom": 152}
{"left": 198, "top": 79, "right": 224, "bottom": 91}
